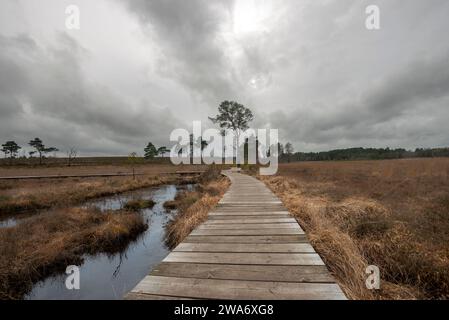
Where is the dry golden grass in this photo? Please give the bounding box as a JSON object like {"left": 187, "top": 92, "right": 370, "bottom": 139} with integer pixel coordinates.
{"left": 0, "top": 174, "right": 194, "bottom": 216}
{"left": 123, "top": 199, "right": 155, "bottom": 211}
{"left": 165, "top": 167, "right": 230, "bottom": 248}
{"left": 260, "top": 158, "right": 449, "bottom": 300}
{"left": 0, "top": 207, "right": 147, "bottom": 299}
{"left": 0, "top": 163, "right": 204, "bottom": 177}
{"left": 163, "top": 190, "right": 202, "bottom": 211}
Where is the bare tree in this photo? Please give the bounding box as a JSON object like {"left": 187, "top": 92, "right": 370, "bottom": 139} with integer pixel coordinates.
{"left": 67, "top": 147, "right": 77, "bottom": 166}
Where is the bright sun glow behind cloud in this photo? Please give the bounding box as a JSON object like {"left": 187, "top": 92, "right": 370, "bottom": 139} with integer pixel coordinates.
{"left": 233, "top": 0, "right": 273, "bottom": 34}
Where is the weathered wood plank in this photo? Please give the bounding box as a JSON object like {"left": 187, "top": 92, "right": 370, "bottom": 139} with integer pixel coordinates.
{"left": 163, "top": 252, "right": 324, "bottom": 265}
{"left": 196, "top": 223, "right": 301, "bottom": 230}
{"left": 209, "top": 211, "right": 290, "bottom": 216}
{"left": 204, "top": 218, "right": 297, "bottom": 224}
{"left": 212, "top": 209, "right": 287, "bottom": 213}
{"left": 190, "top": 228, "right": 304, "bottom": 236}
{"left": 208, "top": 214, "right": 292, "bottom": 220}
{"left": 184, "top": 235, "right": 309, "bottom": 243}
{"left": 215, "top": 206, "right": 283, "bottom": 209}
{"left": 173, "top": 243, "right": 315, "bottom": 253}
{"left": 151, "top": 263, "right": 335, "bottom": 283}
{"left": 131, "top": 276, "right": 346, "bottom": 300}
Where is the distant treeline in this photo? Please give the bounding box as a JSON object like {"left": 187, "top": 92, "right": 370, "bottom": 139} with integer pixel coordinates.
{"left": 280, "top": 147, "right": 449, "bottom": 162}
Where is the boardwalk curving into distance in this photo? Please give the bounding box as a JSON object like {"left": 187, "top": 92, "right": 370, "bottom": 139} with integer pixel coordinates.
{"left": 126, "top": 170, "right": 346, "bottom": 300}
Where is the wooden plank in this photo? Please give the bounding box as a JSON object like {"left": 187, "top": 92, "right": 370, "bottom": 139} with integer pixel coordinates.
{"left": 208, "top": 214, "right": 292, "bottom": 220}
{"left": 173, "top": 243, "right": 315, "bottom": 253}
{"left": 190, "top": 228, "right": 304, "bottom": 236}
{"left": 209, "top": 211, "right": 290, "bottom": 216}
{"left": 219, "top": 201, "right": 282, "bottom": 204}
{"left": 163, "top": 252, "right": 324, "bottom": 265}
{"left": 184, "top": 235, "right": 308, "bottom": 243}
{"left": 204, "top": 218, "right": 297, "bottom": 224}
{"left": 131, "top": 276, "right": 346, "bottom": 300}
{"left": 216, "top": 205, "right": 285, "bottom": 208}
{"left": 197, "top": 223, "right": 301, "bottom": 230}
{"left": 151, "top": 262, "right": 335, "bottom": 283}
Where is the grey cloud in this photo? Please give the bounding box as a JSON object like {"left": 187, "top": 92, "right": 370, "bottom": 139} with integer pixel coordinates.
{"left": 0, "top": 32, "right": 182, "bottom": 155}
{"left": 119, "top": 0, "right": 238, "bottom": 105}
{"left": 268, "top": 51, "right": 449, "bottom": 150}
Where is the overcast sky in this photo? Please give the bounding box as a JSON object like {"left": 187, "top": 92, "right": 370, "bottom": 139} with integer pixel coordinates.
{"left": 0, "top": 0, "right": 448, "bottom": 156}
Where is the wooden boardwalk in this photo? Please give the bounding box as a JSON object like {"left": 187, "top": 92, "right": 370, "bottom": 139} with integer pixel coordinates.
{"left": 126, "top": 170, "right": 346, "bottom": 300}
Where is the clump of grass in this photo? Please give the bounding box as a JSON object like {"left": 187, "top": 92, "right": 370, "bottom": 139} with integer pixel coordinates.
{"left": 123, "top": 199, "right": 155, "bottom": 211}
{"left": 0, "top": 207, "right": 147, "bottom": 300}
{"left": 165, "top": 166, "right": 230, "bottom": 248}
{"left": 163, "top": 200, "right": 177, "bottom": 210}
{"left": 163, "top": 191, "right": 201, "bottom": 212}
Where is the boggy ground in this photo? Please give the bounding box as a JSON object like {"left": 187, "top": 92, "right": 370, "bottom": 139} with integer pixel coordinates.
{"left": 0, "top": 164, "right": 201, "bottom": 217}
{"left": 0, "top": 163, "right": 207, "bottom": 299}
{"left": 259, "top": 158, "right": 449, "bottom": 299}
{"left": 0, "top": 207, "right": 147, "bottom": 299}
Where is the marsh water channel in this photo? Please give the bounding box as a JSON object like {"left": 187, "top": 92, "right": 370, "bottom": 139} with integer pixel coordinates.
{"left": 12, "top": 183, "right": 194, "bottom": 300}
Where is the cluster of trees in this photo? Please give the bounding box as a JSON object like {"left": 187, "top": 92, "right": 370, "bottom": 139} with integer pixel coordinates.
{"left": 1, "top": 138, "right": 59, "bottom": 165}
{"left": 143, "top": 143, "right": 169, "bottom": 159}
{"left": 277, "top": 142, "right": 295, "bottom": 162}
{"left": 144, "top": 135, "right": 209, "bottom": 160}
{"left": 285, "top": 147, "right": 449, "bottom": 162}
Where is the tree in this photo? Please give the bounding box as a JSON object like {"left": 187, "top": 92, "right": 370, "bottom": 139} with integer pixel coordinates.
{"left": 144, "top": 142, "right": 158, "bottom": 159}
{"left": 28, "top": 138, "right": 58, "bottom": 165}
{"left": 66, "top": 147, "right": 77, "bottom": 166}
{"left": 157, "top": 146, "right": 169, "bottom": 157}
{"left": 285, "top": 142, "right": 294, "bottom": 163}
{"left": 1, "top": 141, "right": 21, "bottom": 165}
{"left": 209, "top": 101, "right": 254, "bottom": 163}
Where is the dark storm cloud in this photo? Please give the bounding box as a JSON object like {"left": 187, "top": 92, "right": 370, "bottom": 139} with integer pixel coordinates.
{"left": 0, "top": 33, "right": 182, "bottom": 155}
{"left": 268, "top": 51, "right": 449, "bottom": 150}
{"left": 119, "top": 0, "right": 238, "bottom": 104}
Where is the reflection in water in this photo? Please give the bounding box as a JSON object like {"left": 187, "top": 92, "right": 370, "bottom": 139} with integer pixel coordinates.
{"left": 26, "top": 184, "right": 193, "bottom": 300}
{"left": 0, "top": 217, "right": 17, "bottom": 228}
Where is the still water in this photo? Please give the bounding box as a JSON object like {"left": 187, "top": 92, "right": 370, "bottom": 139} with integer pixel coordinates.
{"left": 25, "top": 184, "right": 192, "bottom": 300}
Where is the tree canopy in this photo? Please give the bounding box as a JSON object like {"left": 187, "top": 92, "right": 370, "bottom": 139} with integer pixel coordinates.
{"left": 28, "top": 137, "right": 58, "bottom": 164}
{"left": 144, "top": 142, "right": 158, "bottom": 159}
{"left": 1, "top": 141, "right": 21, "bottom": 163}
{"left": 209, "top": 101, "right": 254, "bottom": 133}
